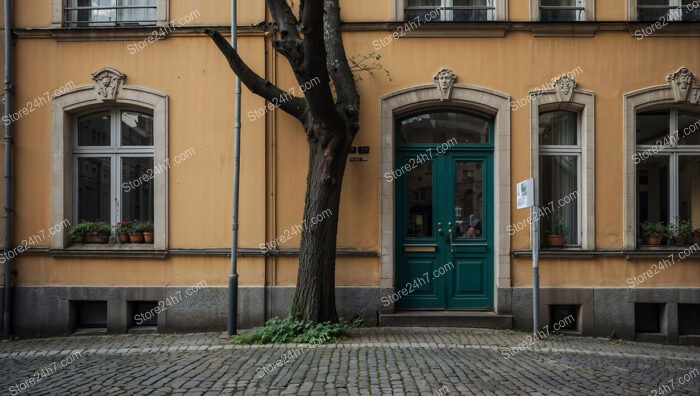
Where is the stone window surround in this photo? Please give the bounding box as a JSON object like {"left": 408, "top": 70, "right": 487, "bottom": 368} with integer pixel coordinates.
{"left": 380, "top": 83, "right": 511, "bottom": 314}
{"left": 52, "top": 71, "right": 168, "bottom": 251}
{"left": 530, "top": 87, "right": 595, "bottom": 250}
{"left": 393, "top": 0, "right": 508, "bottom": 21}
{"left": 530, "top": 0, "right": 595, "bottom": 21}
{"left": 622, "top": 76, "right": 700, "bottom": 250}
{"left": 51, "top": 0, "right": 169, "bottom": 28}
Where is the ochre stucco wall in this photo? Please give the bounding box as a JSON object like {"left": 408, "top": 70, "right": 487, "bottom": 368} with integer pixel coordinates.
{"left": 8, "top": 2, "right": 700, "bottom": 288}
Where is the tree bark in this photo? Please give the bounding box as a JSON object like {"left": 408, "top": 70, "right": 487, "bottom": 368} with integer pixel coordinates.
{"left": 291, "top": 128, "right": 350, "bottom": 323}
{"left": 207, "top": 0, "right": 359, "bottom": 324}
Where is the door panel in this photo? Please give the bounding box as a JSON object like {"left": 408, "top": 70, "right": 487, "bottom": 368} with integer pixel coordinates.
{"left": 396, "top": 151, "right": 493, "bottom": 310}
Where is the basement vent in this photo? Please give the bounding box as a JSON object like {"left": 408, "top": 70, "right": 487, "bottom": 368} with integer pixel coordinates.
{"left": 679, "top": 304, "right": 700, "bottom": 335}
{"left": 130, "top": 301, "right": 158, "bottom": 327}
{"left": 635, "top": 303, "right": 663, "bottom": 333}
{"left": 549, "top": 305, "right": 578, "bottom": 331}
{"left": 74, "top": 301, "right": 107, "bottom": 329}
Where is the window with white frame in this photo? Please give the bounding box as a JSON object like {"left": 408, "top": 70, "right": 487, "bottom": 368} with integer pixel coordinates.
{"left": 637, "top": 0, "right": 700, "bottom": 21}
{"left": 405, "top": 0, "right": 496, "bottom": 21}
{"left": 65, "top": 0, "right": 157, "bottom": 27}
{"left": 74, "top": 109, "right": 155, "bottom": 228}
{"left": 635, "top": 109, "right": 700, "bottom": 246}
{"left": 539, "top": 0, "right": 586, "bottom": 21}
{"left": 539, "top": 110, "right": 581, "bottom": 246}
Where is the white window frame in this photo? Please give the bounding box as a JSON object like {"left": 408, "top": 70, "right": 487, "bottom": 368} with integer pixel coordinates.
{"left": 623, "top": 75, "right": 700, "bottom": 249}
{"left": 539, "top": 111, "right": 583, "bottom": 247}
{"left": 52, "top": 71, "right": 168, "bottom": 250}
{"left": 634, "top": 109, "right": 700, "bottom": 245}
{"left": 395, "top": 0, "right": 508, "bottom": 21}
{"left": 51, "top": 0, "right": 169, "bottom": 28}
{"left": 629, "top": 0, "right": 698, "bottom": 21}
{"left": 531, "top": 0, "right": 594, "bottom": 21}
{"left": 530, "top": 87, "right": 595, "bottom": 250}
{"left": 73, "top": 108, "right": 155, "bottom": 227}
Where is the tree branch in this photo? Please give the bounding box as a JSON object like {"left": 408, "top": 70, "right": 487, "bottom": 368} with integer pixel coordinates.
{"left": 265, "top": 0, "right": 304, "bottom": 69}
{"left": 323, "top": 0, "right": 359, "bottom": 116}
{"left": 205, "top": 29, "right": 306, "bottom": 121}
{"left": 297, "top": 0, "right": 340, "bottom": 124}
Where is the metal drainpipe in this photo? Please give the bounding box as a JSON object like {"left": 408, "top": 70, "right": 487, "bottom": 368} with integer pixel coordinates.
{"left": 228, "top": 0, "right": 241, "bottom": 337}
{"left": 2, "top": 0, "right": 13, "bottom": 342}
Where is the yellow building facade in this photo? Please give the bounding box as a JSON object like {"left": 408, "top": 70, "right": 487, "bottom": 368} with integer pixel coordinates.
{"left": 1, "top": 0, "right": 699, "bottom": 343}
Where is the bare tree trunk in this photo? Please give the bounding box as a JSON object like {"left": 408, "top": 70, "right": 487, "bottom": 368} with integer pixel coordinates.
{"left": 291, "top": 137, "right": 349, "bottom": 323}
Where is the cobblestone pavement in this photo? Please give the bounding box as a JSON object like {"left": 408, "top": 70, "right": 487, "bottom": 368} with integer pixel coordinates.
{"left": 0, "top": 328, "right": 698, "bottom": 395}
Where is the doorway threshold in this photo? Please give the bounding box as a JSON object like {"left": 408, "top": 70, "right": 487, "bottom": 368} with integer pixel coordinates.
{"left": 379, "top": 311, "right": 512, "bottom": 329}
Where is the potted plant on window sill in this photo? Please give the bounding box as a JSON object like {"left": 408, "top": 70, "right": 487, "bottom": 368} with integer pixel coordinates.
{"left": 129, "top": 221, "right": 145, "bottom": 243}
{"left": 694, "top": 229, "right": 700, "bottom": 246}
{"left": 116, "top": 221, "right": 133, "bottom": 243}
{"left": 668, "top": 216, "right": 692, "bottom": 245}
{"left": 142, "top": 221, "right": 154, "bottom": 244}
{"left": 68, "top": 221, "right": 91, "bottom": 243}
{"left": 545, "top": 218, "right": 569, "bottom": 248}
{"left": 87, "top": 221, "right": 111, "bottom": 244}
{"left": 641, "top": 220, "right": 667, "bottom": 246}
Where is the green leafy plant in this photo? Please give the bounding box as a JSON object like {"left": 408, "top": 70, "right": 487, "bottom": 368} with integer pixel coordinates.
{"left": 68, "top": 221, "right": 93, "bottom": 237}
{"left": 230, "top": 315, "right": 353, "bottom": 345}
{"left": 115, "top": 221, "right": 134, "bottom": 233}
{"left": 641, "top": 220, "right": 667, "bottom": 238}
{"left": 668, "top": 216, "right": 693, "bottom": 237}
{"left": 141, "top": 221, "right": 154, "bottom": 233}
{"left": 547, "top": 217, "right": 569, "bottom": 236}
{"left": 91, "top": 221, "right": 112, "bottom": 236}
{"left": 130, "top": 221, "right": 147, "bottom": 233}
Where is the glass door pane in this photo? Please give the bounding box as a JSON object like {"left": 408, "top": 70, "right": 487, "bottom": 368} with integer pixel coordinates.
{"left": 454, "top": 161, "right": 483, "bottom": 239}
{"left": 406, "top": 161, "right": 434, "bottom": 238}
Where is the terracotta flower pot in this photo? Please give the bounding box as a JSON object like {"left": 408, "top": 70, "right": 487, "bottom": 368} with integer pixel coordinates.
{"left": 645, "top": 235, "right": 663, "bottom": 245}
{"left": 73, "top": 233, "right": 86, "bottom": 243}
{"left": 143, "top": 232, "right": 154, "bottom": 244}
{"left": 674, "top": 235, "right": 688, "bottom": 245}
{"left": 118, "top": 232, "right": 130, "bottom": 243}
{"left": 546, "top": 234, "right": 566, "bottom": 247}
{"left": 694, "top": 232, "right": 700, "bottom": 247}
{"left": 87, "top": 233, "right": 109, "bottom": 244}
{"left": 129, "top": 232, "right": 144, "bottom": 243}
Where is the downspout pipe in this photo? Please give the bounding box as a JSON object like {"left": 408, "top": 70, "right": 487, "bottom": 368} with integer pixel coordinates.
{"left": 228, "top": 0, "right": 241, "bottom": 337}
{"left": 2, "top": 0, "right": 13, "bottom": 342}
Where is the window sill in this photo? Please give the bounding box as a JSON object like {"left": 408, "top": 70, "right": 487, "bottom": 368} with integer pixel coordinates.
{"left": 512, "top": 248, "right": 698, "bottom": 259}
{"left": 51, "top": 244, "right": 167, "bottom": 259}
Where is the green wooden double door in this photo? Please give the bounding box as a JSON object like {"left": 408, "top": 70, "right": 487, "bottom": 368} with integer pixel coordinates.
{"left": 395, "top": 110, "right": 494, "bottom": 310}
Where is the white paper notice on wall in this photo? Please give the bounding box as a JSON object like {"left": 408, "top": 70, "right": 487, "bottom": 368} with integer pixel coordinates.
{"left": 517, "top": 179, "right": 534, "bottom": 209}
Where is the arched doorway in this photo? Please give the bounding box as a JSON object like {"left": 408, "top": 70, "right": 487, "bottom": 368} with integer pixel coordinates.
{"left": 393, "top": 109, "right": 494, "bottom": 309}
{"left": 379, "top": 81, "right": 511, "bottom": 314}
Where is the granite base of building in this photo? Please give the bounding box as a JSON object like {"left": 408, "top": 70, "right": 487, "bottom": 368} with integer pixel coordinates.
{"left": 8, "top": 286, "right": 700, "bottom": 345}
{"left": 10, "top": 286, "right": 380, "bottom": 338}
{"left": 509, "top": 287, "right": 700, "bottom": 346}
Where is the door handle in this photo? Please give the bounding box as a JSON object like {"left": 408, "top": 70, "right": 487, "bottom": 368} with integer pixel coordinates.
{"left": 448, "top": 228, "right": 454, "bottom": 255}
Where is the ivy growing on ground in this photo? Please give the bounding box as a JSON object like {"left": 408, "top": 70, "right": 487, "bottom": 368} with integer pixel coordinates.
{"left": 230, "top": 315, "right": 363, "bottom": 345}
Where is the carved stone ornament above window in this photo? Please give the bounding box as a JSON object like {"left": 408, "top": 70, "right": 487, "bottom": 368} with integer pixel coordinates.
{"left": 667, "top": 67, "right": 695, "bottom": 103}
{"left": 91, "top": 67, "right": 127, "bottom": 102}
{"left": 433, "top": 68, "right": 457, "bottom": 101}
{"left": 553, "top": 75, "right": 577, "bottom": 103}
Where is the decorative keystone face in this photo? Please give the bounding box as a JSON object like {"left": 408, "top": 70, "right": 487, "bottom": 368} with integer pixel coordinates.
{"left": 91, "top": 67, "right": 127, "bottom": 102}
{"left": 553, "top": 75, "right": 577, "bottom": 103}
{"left": 434, "top": 68, "right": 457, "bottom": 101}
{"left": 667, "top": 67, "right": 695, "bottom": 103}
